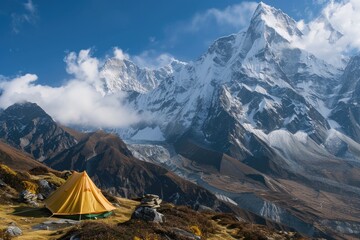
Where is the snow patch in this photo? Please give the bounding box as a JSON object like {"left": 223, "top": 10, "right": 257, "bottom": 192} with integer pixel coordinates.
{"left": 131, "top": 126, "right": 165, "bottom": 141}
{"left": 294, "top": 131, "right": 308, "bottom": 144}
{"left": 215, "top": 194, "right": 238, "bottom": 206}
{"left": 19, "top": 138, "right": 30, "bottom": 148}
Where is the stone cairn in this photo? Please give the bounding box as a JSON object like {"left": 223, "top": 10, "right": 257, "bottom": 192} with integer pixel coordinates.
{"left": 140, "top": 194, "right": 162, "bottom": 208}
{"left": 132, "top": 194, "right": 165, "bottom": 223}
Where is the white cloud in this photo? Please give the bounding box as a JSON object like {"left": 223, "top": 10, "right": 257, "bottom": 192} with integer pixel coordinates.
{"left": 188, "top": 2, "right": 258, "bottom": 32}
{"left": 113, "top": 47, "right": 130, "bottom": 61}
{"left": 64, "top": 49, "right": 105, "bottom": 94}
{"left": 11, "top": 0, "right": 38, "bottom": 33}
{"left": 132, "top": 50, "right": 175, "bottom": 69}
{"left": 0, "top": 50, "right": 139, "bottom": 128}
{"left": 293, "top": 0, "right": 360, "bottom": 66}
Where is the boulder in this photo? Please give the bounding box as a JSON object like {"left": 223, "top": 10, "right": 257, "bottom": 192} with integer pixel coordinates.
{"left": 5, "top": 226, "right": 22, "bottom": 237}
{"left": 132, "top": 206, "right": 165, "bottom": 223}
{"left": 38, "top": 179, "right": 53, "bottom": 197}
{"left": 28, "top": 200, "right": 39, "bottom": 207}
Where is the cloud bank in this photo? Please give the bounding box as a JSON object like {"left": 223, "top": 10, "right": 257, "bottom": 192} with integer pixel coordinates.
{"left": 0, "top": 49, "right": 139, "bottom": 128}
{"left": 0, "top": 46, "right": 176, "bottom": 128}
{"left": 294, "top": 0, "right": 360, "bottom": 66}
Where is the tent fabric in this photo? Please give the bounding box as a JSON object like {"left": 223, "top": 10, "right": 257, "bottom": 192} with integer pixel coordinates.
{"left": 44, "top": 171, "right": 116, "bottom": 215}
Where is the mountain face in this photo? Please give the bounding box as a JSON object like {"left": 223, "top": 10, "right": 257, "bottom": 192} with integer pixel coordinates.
{"left": 84, "top": 3, "right": 360, "bottom": 238}
{"left": 101, "top": 3, "right": 347, "bottom": 167}
{"left": 330, "top": 55, "right": 360, "bottom": 142}
{"left": 101, "top": 58, "right": 175, "bottom": 94}
{"left": 0, "top": 102, "right": 77, "bottom": 161}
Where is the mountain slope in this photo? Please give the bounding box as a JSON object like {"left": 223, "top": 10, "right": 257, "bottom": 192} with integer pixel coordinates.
{"left": 0, "top": 140, "right": 50, "bottom": 172}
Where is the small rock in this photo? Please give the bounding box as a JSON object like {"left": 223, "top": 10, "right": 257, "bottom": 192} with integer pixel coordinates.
{"left": 36, "top": 224, "right": 50, "bottom": 230}
{"left": 37, "top": 193, "right": 44, "bottom": 200}
{"left": 43, "top": 219, "right": 79, "bottom": 225}
{"left": 5, "top": 226, "right": 22, "bottom": 237}
{"left": 19, "top": 190, "right": 39, "bottom": 206}
{"left": 144, "top": 194, "right": 160, "bottom": 198}
{"left": 171, "top": 228, "right": 201, "bottom": 240}
{"left": 113, "top": 203, "right": 121, "bottom": 208}
{"left": 139, "top": 194, "right": 162, "bottom": 208}
{"left": 0, "top": 179, "right": 6, "bottom": 187}
{"left": 69, "top": 234, "right": 81, "bottom": 240}
{"left": 194, "top": 204, "right": 212, "bottom": 212}
{"left": 19, "top": 190, "right": 37, "bottom": 201}
{"left": 28, "top": 200, "right": 39, "bottom": 207}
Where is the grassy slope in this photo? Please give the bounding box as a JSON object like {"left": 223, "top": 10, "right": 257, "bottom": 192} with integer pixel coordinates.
{"left": 0, "top": 198, "right": 138, "bottom": 240}
{"left": 0, "top": 159, "right": 306, "bottom": 240}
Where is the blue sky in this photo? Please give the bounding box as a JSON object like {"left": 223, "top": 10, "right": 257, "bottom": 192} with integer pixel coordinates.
{"left": 0, "top": 0, "right": 325, "bottom": 85}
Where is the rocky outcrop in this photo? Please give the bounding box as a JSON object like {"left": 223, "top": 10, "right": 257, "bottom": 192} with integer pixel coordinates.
{"left": 0, "top": 102, "right": 77, "bottom": 160}
{"left": 19, "top": 190, "right": 38, "bottom": 207}
{"left": 132, "top": 194, "right": 165, "bottom": 223}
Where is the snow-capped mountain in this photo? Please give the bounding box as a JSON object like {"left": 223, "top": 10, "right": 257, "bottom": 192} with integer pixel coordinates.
{"left": 99, "top": 2, "right": 347, "bottom": 160}
{"left": 90, "top": 2, "right": 360, "bottom": 237}
{"left": 101, "top": 57, "right": 186, "bottom": 94}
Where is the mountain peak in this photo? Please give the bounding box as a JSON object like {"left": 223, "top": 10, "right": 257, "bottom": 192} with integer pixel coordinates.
{"left": 4, "top": 101, "right": 48, "bottom": 118}
{"left": 249, "top": 2, "right": 302, "bottom": 41}
{"left": 257, "top": 1, "right": 273, "bottom": 12}
{"left": 252, "top": 2, "right": 280, "bottom": 19}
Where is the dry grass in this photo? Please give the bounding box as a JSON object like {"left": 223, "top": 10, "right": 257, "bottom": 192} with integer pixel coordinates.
{"left": 0, "top": 195, "right": 305, "bottom": 240}
{"left": 30, "top": 173, "right": 66, "bottom": 187}
{"left": 60, "top": 203, "right": 306, "bottom": 240}
{"left": 0, "top": 163, "right": 306, "bottom": 240}
{"left": 0, "top": 204, "right": 60, "bottom": 240}
{"left": 0, "top": 197, "right": 139, "bottom": 240}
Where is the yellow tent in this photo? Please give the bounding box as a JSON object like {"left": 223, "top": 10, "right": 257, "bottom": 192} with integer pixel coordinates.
{"left": 44, "top": 171, "right": 116, "bottom": 219}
